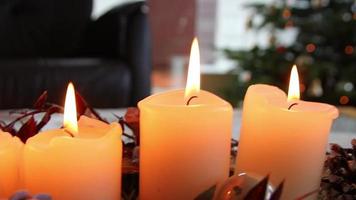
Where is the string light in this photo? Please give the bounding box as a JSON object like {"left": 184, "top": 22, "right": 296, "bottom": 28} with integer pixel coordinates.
{"left": 282, "top": 9, "right": 291, "bottom": 19}
{"left": 345, "top": 45, "right": 354, "bottom": 55}
{"left": 339, "top": 95, "right": 350, "bottom": 105}
{"left": 306, "top": 43, "right": 316, "bottom": 53}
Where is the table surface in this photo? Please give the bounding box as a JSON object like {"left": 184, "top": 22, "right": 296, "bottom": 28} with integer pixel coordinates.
{"left": 0, "top": 109, "right": 354, "bottom": 148}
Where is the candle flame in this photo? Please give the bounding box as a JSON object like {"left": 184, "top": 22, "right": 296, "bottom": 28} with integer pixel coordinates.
{"left": 184, "top": 37, "right": 200, "bottom": 101}
{"left": 63, "top": 82, "right": 78, "bottom": 136}
{"left": 287, "top": 65, "right": 300, "bottom": 101}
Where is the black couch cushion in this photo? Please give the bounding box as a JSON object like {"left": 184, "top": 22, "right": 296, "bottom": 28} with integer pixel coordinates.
{"left": 0, "top": 1, "right": 151, "bottom": 108}
{"left": 0, "top": 58, "right": 131, "bottom": 108}
{"left": 0, "top": 0, "right": 93, "bottom": 57}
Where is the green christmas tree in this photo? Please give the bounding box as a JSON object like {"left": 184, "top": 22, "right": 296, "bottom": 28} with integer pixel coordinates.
{"left": 225, "top": 0, "right": 356, "bottom": 106}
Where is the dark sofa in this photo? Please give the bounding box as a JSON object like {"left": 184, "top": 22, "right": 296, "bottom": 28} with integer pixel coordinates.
{"left": 0, "top": 0, "right": 151, "bottom": 108}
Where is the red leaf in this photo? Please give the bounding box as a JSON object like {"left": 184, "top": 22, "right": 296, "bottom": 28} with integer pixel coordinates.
{"left": 124, "top": 107, "right": 140, "bottom": 145}
{"left": 4, "top": 110, "right": 42, "bottom": 134}
{"left": 75, "top": 92, "right": 105, "bottom": 122}
{"left": 36, "top": 106, "right": 61, "bottom": 132}
{"left": 33, "top": 91, "right": 48, "bottom": 109}
{"left": 2, "top": 126, "right": 17, "bottom": 136}
{"left": 75, "top": 91, "right": 87, "bottom": 117}
{"left": 0, "top": 122, "right": 16, "bottom": 136}
{"left": 17, "top": 116, "right": 37, "bottom": 143}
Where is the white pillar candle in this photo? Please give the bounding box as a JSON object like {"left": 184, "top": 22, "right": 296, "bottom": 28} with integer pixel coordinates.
{"left": 138, "top": 38, "right": 233, "bottom": 200}
{"left": 235, "top": 66, "right": 339, "bottom": 199}
{"left": 23, "top": 83, "right": 122, "bottom": 200}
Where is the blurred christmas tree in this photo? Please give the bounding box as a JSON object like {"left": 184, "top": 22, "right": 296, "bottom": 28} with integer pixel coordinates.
{"left": 225, "top": 0, "right": 356, "bottom": 106}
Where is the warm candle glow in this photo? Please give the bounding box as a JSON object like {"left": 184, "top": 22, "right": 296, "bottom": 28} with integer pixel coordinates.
{"left": 63, "top": 82, "right": 78, "bottom": 135}
{"left": 287, "top": 65, "right": 300, "bottom": 101}
{"left": 184, "top": 37, "right": 200, "bottom": 101}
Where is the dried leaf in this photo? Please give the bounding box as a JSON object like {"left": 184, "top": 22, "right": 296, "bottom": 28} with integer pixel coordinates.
{"left": 33, "top": 91, "right": 48, "bottom": 109}
{"left": 269, "top": 181, "right": 284, "bottom": 200}
{"left": 0, "top": 91, "right": 111, "bottom": 144}
{"left": 75, "top": 91, "right": 104, "bottom": 121}
{"left": 3, "top": 110, "right": 42, "bottom": 135}
{"left": 115, "top": 114, "right": 125, "bottom": 132}
{"left": 124, "top": 107, "right": 139, "bottom": 125}
{"left": 331, "top": 143, "right": 347, "bottom": 157}
{"left": 320, "top": 141, "right": 356, "bottom": 199}
{"left": 36, "top": 106, "right": 62, "bottom": 131}
{"left": 124, "top": 107, "right": 140, "bottom": 144}
{"left": 1, "top": 123, "right": 16, "bottom": 136}
{"left": 243, "top": 175, "right": 269, "bottom": 200}
{"left": 17, "top": 116, "right": 37, "bottom": 143}
{"left": 75, "top": 91, "right": 87, "bottom": 117}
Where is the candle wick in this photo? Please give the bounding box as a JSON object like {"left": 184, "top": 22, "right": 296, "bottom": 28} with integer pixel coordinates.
{"left": 186, "top": 96, "right": 198, "bottom": 106}
{"left": 64, "top": 129, "right": 75, "bottom": 137}
{"left": 288, "top": 103, "right": 298, "bottom": 110}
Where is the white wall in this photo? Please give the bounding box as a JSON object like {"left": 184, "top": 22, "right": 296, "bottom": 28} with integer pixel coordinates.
{"left": 198, "top": 0, "right": 298, "bottom": 72}
{"left": 215, "top": 0, "right": 269, "bottom": 50}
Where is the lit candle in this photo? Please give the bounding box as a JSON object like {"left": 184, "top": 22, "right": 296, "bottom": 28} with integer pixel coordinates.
{"left": 23, "top": 83, "right": 122, "bottom": 200}
{"left": 235, "top": 65, "right": 339, "bottom": 199}
{"left": 0, "top": 131, "right": 23, "bottom": 197}
{"left": 138, "top": 38, "right": 233, "bottom": 199}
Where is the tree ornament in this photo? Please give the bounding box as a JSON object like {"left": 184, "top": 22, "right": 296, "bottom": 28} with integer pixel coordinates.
{"left": 282, "top": 8, "right": 291, "bottom": 19}
{"left": 345, "top": 45, "right": 354, "bottom": 55}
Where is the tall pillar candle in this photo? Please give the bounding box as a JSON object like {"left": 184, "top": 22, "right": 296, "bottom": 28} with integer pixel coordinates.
{"left": 235, "top": 67, "right": 339, "bottom": 199}
{"left": 138, "top": 38, "right": 233, "bottom": 199}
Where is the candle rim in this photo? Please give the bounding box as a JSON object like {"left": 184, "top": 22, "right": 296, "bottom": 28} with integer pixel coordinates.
{"left": 247, "top": 84, "right": 339, "bottom": 119}
{"left": 0, "top": 131, "right": 23, "bottom": 148}
{"left": 24, "top": 122, "right": 121, "bottom": 150}
{"left": 138, "top": 89, "right": 232, "bottom": 109}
